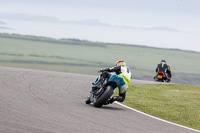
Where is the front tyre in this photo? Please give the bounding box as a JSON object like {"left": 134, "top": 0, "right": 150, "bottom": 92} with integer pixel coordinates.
{"left": 94, "top": 86, "right": 114, "bottom": 108}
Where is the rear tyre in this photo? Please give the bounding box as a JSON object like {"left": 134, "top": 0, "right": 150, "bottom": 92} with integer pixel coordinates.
{"left": 94, "top": 86, "right": 114, "bottom": 108}
{"left": 165, "top": 78, "right": 171, "bottom": 83}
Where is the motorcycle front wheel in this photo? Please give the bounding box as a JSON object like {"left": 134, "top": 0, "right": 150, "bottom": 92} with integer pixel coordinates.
{"left": 94, "top": 86, "right": 114, "bottom": 108}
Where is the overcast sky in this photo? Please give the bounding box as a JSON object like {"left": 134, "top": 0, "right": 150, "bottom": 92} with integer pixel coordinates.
{"left": 0, "top": 0, "right": 200, "bottom": 52}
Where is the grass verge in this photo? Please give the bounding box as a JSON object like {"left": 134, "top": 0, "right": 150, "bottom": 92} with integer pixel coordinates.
{"left": 114, "top": 84, "right": 200, "bottom": 130}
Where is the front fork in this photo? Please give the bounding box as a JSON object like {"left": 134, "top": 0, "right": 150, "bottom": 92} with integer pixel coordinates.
{"left": 89, "top": 90, "right": 96, "bottom": 103}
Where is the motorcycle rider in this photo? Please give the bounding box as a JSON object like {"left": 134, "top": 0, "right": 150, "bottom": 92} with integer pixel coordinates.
{"left": 92, "top": 60, "right": 131, "bottom": 104}
{"left": 155, "top": 59, "right": 172, "bottom": 82}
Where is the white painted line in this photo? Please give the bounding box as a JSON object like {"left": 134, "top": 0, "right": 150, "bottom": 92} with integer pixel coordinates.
{"left": 115, "top": 102, "right": 200, "bottom": 133}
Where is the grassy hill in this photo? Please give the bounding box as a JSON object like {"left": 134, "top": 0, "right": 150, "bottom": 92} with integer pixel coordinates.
{"left": 0, "top": 33, "right": 200, "bottom": 85}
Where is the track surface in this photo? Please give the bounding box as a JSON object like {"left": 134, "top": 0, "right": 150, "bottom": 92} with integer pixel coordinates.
{"left": 0, "top": 67, "right": 199, "bottom": 133}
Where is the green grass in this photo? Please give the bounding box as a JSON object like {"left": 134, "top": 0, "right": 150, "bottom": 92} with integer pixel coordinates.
{"left": 1, "top": 33, "right": 200, "bottom": 84}
{"left": 117, "top": 84, "right": 200, "bottom": 130}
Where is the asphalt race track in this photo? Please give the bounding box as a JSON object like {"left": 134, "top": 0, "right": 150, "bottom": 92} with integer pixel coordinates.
{"left": 0, "top": 67, "right": 199, "bottom": 133}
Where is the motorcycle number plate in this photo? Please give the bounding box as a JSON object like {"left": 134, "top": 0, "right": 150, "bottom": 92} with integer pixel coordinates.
{"left": 157, "top": 75, "right": 163, "bottom": 79}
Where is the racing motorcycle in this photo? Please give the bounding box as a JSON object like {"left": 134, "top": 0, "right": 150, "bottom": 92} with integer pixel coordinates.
{"left": 154, "top": 71, "right": 170, "bottom": 82}
{"left": 85, "top": 73, "right": 125, "bottom": 108}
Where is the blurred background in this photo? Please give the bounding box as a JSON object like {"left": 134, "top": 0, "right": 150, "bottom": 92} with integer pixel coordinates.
{"left": 0, "top": 0, "right": 200, "bottom": 84}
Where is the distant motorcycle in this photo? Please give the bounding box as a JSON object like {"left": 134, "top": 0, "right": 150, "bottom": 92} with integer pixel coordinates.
{"left": 85, "top": 72, "right": 125, "bottom": 107}
{"left": 154, "top": 71, "right": 170, "bottom": 82}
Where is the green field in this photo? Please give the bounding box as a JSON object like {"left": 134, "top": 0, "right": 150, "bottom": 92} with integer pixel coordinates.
{"left": 1, "top": 33, "right": 200, "bottom": 84}
{"left": 118, "top": 84, "right": 200, "bottom": 130}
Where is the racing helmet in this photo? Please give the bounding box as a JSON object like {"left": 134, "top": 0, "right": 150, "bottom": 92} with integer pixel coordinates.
{"left": 115, "top": 60, "right": 126, "bottom": 67}
{"left": 161, "top": 59, "right": 166, "bottom": 63}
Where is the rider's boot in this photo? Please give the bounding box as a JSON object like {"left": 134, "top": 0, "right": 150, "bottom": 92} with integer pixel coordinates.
{"left": 165, "top": 78, "right": 171, "bottom": 82}
{"left": 104, "top": 93, "right": 126, "bottom": 105}
{"left": 85, "top": 96, "right": 91, "bottom": 104}
{"left": 104, "top": 96, "right": 121, "bottom": 105}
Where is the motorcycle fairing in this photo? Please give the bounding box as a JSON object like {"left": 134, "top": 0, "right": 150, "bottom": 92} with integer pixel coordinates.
{"left": 108, "top": 74, "right": 125, "bottom": 87}
{"left": 93, "top": 75, "right": 101, "bottom": 85}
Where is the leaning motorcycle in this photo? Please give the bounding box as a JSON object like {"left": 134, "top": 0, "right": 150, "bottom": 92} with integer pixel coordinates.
{"left": 154, "top": 71, "right": 170, "bottom": 82}
{"left": 85, "top": 73, "right": 125, "bottom": 108}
